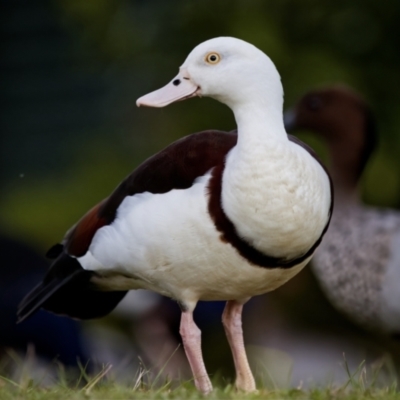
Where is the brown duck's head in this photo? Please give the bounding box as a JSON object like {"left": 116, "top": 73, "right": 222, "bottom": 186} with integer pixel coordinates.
{"left": 285, "top": 85, "right": 377, "bottom": 186}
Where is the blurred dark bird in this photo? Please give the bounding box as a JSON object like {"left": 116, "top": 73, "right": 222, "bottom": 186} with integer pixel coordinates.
{"left": 285, "top": 85, "right": 400, "bottom": 336}
{"left": 17, "top": 37, "right": 332, "bottom": 394}
{"left": 0, "top": 235, "right": 89, "bottom": 368}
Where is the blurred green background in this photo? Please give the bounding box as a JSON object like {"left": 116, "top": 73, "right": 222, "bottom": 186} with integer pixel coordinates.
{"left": 2, "top": 0, "right": 400, "bottom": 251}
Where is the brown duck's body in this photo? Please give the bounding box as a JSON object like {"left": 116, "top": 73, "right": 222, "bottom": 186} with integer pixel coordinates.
{"left": 286, "top": 85, "right": 400, "bottom": 335}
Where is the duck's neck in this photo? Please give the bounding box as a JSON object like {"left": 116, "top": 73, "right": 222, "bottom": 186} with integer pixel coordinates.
{"left": 232, "top": 99, "right": 287, "bottom": 148}
{"left": 333, "top": 184, "right": 360, "bottom": 210}
{"left": 328, "top": 134, "right": 370, "bottom": 208}
{"left": 327, "top": 106, "right": 376, "bottom": 209}
{"left": 329, "top": 140, "right": 362, "bottom": 208}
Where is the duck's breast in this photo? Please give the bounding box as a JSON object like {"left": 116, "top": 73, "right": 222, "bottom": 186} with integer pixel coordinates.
{"left": 222, "top": 139, "right": 331, "bottom": 260}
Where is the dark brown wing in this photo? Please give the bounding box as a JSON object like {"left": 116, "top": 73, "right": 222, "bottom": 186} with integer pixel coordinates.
{"left": 60, "top": 130, "right": 238, "bottom": 257}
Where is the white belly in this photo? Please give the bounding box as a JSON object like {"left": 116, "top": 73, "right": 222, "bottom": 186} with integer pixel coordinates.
{"left": 79, "top": 174, "right": 309, "bottom": 309}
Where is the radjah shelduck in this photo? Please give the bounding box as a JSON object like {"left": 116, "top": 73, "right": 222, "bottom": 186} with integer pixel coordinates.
{"left": 285, "top": 86, "right": 400, "bottom": 336}
{"left": 18, "top": 37, "right": 332, "bottom": 394}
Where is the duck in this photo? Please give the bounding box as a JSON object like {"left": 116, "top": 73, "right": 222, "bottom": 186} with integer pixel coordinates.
{"left": 17, "top": 37, "right": 332, "bottom": 394}
{"left": 284, "top": 85, "right": 400, "bottom": 335}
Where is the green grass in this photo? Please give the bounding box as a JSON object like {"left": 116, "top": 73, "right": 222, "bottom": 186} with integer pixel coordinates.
{"left": 1, "top": 352, "right": 400, "bottom": 400}
{"left": 1, "top": 363, "right": 400, "bottom": 400}
{"left": 1, "top": 381, "right": 400, "bottom": 400}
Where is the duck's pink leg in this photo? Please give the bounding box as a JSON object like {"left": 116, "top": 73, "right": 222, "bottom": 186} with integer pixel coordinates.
{"left": 222, "top": 300, "right": 256, "bottom": 392}
{"left": 180, "top": 311, "right": 213, "bottom": 394}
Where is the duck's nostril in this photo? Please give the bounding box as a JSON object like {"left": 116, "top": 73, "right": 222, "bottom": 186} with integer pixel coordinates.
{"left": 173, "top": 79, "right": 181, "bottom": 86}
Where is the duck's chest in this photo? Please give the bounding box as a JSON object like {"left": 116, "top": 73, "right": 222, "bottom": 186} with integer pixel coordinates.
{"left": 221, "top": 142, "right": 331, "bottom": 259}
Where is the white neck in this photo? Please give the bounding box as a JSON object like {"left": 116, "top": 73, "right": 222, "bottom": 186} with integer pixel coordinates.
{"left": 233, "top": 101, "right": 287, "bottom": 146}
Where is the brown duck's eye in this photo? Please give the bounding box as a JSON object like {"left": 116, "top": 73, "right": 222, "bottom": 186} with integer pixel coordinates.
{"left": 205, "top": 52, "right": 221, "bottom": 64}
{"left": 307, "top": 96, "right": 323, "bottom": 111}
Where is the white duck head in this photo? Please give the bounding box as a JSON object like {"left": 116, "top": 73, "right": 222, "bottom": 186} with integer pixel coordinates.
{"left": 137, "top": 37, "right": 284, "bottom": 119}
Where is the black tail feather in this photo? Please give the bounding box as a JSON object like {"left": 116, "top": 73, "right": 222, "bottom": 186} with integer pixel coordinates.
{"left": 17, "top": 271, "right": 81, "bottom": 323}
{"left": 17, "top": 253, "right": 127, "bottom": 323}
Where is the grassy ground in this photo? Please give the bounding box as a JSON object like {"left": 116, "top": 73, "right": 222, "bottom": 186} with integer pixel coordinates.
{"left": 1, "top": 382, "right": 400, "bottom": 400}
{"left": 1, "top": 366, "right": 400, "bottom": 400}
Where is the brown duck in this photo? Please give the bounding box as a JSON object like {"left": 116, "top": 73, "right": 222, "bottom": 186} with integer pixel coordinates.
{"left": 285, "top": 85, "right": 400, "bottom": 336}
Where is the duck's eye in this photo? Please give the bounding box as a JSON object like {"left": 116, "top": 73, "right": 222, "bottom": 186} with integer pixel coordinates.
{"left": 205, "top": 52, "right": 221, "bottom": 64}
{"left": 307, "top": 96, "right": 323, "bottom": 111}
